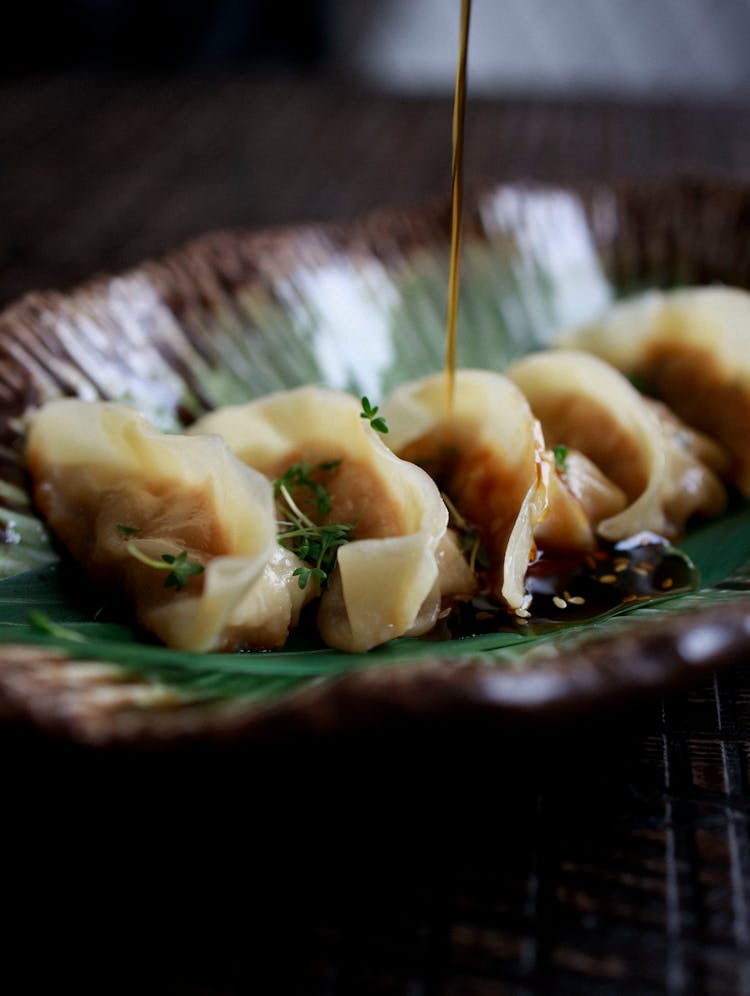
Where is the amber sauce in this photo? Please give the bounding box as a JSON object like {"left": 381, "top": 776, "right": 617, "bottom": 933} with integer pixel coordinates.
{"left": 444, "top": 0, "right": 471, "bottom": 410}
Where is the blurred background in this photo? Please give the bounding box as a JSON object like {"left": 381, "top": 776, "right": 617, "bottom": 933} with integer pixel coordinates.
{"left": 2, "top": 0, "right": 749, "bottom": 304}
{"left": 335, "top": 0, "right": 750, "bottom": 99}
{"left": 7, "top": 0, "right": 750, "bottom": 97}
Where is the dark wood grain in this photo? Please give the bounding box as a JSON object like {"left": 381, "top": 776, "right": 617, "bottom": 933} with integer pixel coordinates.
{"left": 3, "top": 74, "right": 750, "bottom": 307}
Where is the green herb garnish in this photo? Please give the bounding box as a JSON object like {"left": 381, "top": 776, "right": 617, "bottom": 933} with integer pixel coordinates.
{"left": 441, "top": 493, "right": 490, "bottom": 573}
{"left": 275, "top": 483, "right": 355, "bottom": 590}
{"left": 125, "top": 542, "right": 204, "bottom": 591}
{"left": 553, "top": 444, "right": 569, "bottom": 473}
{"left": 360, "top": 396, "right": 388, "bottom": 434}
{"left": 116, "top": 524, "right": 141, "bottom": 537}
{"left": 462, "top": 531, "right": 491, "bottom": 571}
{"left": 273, "top": 460, "right": 341, "bottom": 517}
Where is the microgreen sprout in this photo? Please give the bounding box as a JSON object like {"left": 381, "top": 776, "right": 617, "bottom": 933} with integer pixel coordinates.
{"left": 553, "top": 444, "right": 568, "bottom": 473}
{"left": 273, "top": 460, "right": 340, "bottom": 517}
{"left": 360, "top": 396, "right": 388, "bottom": 434}
{"left": 116, "top": 524, "right": 141, "bottom": 537}
{"left": 273, "top": 457, "right": 356, "bottom": 590}
{"left": 441, "top": 492, "right": 490, "bottom": 573}
{"left": 125, "top": 542, "right": 204, "bottom": 591}
{"left": 275, "top": 483, "right": 355, "bottom": 590}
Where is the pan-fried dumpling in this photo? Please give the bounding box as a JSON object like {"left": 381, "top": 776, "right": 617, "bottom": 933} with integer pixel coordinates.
{"left": 506, "top": 350, "right": 726, "bottom": 541}
{"left": 220, "top": 544, "right": 319, "bottom": 650}
{"left": 559, "top": 286, "right": 749, "bottom": 493}
{"left": 534, "top": 449, "right": 628, "bottom": 552}
{"left": 191, "top": 386, "right": 450, "bottom": 652}
{"left": 25, "top": 400, "right": 300, "bottom": 653}
{"left": 381, "top": 370, "right": 549, "bottom": 611}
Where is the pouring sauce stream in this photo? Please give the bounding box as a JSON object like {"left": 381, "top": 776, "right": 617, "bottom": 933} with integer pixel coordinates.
{"left": 444, "top": 0, "right": 472, "bottom": 410}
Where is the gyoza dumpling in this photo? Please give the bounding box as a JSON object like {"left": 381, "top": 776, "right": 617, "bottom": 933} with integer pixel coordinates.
{"left": 533, "top": 449, "right": 628, "bottom": 553}
{"left": 191, "top": 387, "right": 450, "bottom": 652}
{"left": 506, "top": 350, "right": 726, "bottom": 541}
{"left": 559, "top": 286, "right": 749, "bottom": 493}
{"left": 381, "top": 370, "right": 549, "bottom": 611}
{"left": 25, "top": 399, "right": 305, "bottom": 653}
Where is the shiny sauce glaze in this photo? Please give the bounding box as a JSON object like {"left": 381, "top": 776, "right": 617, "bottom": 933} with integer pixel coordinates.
{"left": 432, "top": 532, "right": 698, "bottom": 640}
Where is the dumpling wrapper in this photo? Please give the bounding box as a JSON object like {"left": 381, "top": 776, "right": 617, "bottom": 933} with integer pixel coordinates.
{"left": 191, "top": 387, "right": 450, "bottom": 653}
{"left": 25, "top": 399, "right": 296, "bottom": 653}
{"left": 645, "top": 397, "right": 728, "bottom": 532}
{"left": 381, "top": 370, "right": 548, "bottom": 611}
{"left": 559, "top": 286, "right": 748, "bottom": 493}
{"left": 506, "top": 350, "right": 726, "bottom": 541}
{"left": 534, "top": 449, "right": 628, "bottom": 553}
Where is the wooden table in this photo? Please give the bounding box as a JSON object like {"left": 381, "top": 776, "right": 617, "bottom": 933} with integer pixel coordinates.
{"left": 3, "top": 73, "right": 749, "bottom": 308}
{"left": 2, "top": 73, "right": 750, "bottom": 995}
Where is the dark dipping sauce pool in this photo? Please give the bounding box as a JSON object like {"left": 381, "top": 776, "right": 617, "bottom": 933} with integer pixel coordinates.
{"left": 435, "top": 531, "right": 699, "bottom": 640}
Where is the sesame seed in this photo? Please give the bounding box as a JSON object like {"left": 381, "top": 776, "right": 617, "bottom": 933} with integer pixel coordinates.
{"left": 515, "top": 606, "right": 531, "bottom": 618}
{"left": 598, "top": 574, "right": 617, "bottom": 584}
{"left": 552, "top": 596, "right": 568, "bottom": 609}
{"left": 516, "top": 617, "right": 529, "bottom": 626}
{"left": 660, "top": 578, "right": 674, "bottom": 590}
{"left": 568, "top": 595, "right": 586, "bottom": 605}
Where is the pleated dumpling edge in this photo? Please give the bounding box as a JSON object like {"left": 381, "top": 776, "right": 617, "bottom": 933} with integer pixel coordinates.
{"left": 26, "top": 399, "right": 281, "bottom": 652}
{"left": 190, "top": 386, "right": 453, "bottom": 653}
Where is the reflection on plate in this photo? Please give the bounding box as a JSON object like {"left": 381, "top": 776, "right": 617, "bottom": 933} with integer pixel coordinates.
{"left": 0, "top": 178, "right": 749, "bottom": 745}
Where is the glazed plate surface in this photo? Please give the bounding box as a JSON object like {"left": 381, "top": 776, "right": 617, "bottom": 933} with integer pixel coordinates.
{"left": 1, "top": 178, "right": 749, "bottom": 745}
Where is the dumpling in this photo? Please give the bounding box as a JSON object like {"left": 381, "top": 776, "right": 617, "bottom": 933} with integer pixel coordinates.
{"left": 506, "top": 350, "right": 726, "bottom": 541}
{"left": 534, "top": 449, "right": 628, "bottom": 553}
{"left": 190, "top": 386, "right": 450, "bottom": 652}
{"left": 645, "top": 397, "right": 729, "bottom": 531}
{"left": 559, "top": 286, "right": 749, "bottom": 493}
{"left": 220, "top": 545, "right": 319, "bottom": 651}
{"left": 381, "top": 370, "right": 549, "bottom": 611}
{"left": 25, "top": 399, "right": 301, "bottom": 653}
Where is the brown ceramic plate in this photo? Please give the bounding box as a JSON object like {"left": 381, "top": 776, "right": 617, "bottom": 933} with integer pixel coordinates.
{"left": 0, "top": 177, "right": 749, "bottom": 746}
